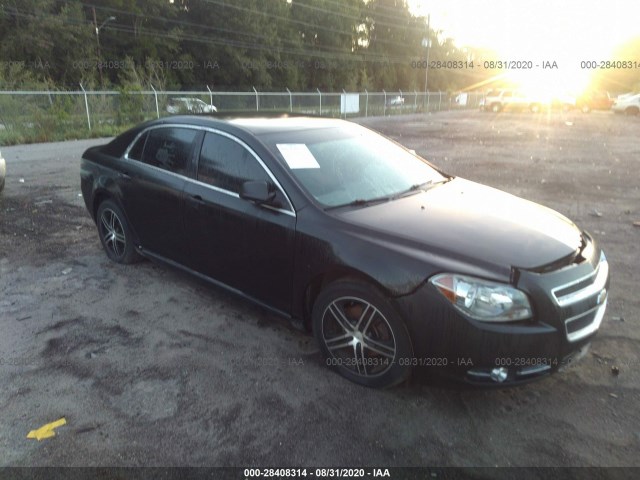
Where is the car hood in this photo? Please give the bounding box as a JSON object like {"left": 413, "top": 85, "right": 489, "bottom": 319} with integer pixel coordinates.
{"left": 337, "top": 178, "right": 582, "bottom": 272}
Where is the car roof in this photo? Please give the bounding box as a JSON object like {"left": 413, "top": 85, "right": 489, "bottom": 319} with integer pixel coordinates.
{"left": 228, "top": 116, "right": 347, "bottom": 135}
{"left": 153, "top": 114, "right": 348, "bottom": 136}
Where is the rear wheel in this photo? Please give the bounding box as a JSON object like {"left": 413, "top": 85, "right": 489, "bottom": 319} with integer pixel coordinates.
{"left": 313, "top": 280, "right": 413, "bottom": 388}
{"left": 625, "top": 106, "right": 639, "bottom": 116}
{"left": 96, "top": 200, "right": 140, "bottom": 264}
{"left": 491, "top": 103, "right": 502, "bottom": 113}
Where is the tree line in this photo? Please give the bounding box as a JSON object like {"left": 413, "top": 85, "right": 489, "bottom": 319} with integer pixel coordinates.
{"left": 0, "top": 0, "right": 491, "bottom": 92}
{"left": 1, "top": 0, "right": 637, "bottom": 93}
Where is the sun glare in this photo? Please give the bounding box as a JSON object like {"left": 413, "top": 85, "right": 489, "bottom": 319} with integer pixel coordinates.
{"left": 410, "top": 0, "right": 638, "bottom": 95}
{"left": 506, "top": 67, "right": 593, "bottom": 101}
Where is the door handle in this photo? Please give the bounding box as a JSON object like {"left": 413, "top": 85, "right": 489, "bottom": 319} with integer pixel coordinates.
{"left": 118, "top": 171, "right": 132, "bottom": 180}
{"left": 188, "top": 194, "right": 205, "bottom": 208}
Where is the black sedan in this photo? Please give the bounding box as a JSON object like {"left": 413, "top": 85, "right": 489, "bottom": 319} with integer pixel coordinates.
{"left": 80, "top": 115, "right": 609, "bottom": 388}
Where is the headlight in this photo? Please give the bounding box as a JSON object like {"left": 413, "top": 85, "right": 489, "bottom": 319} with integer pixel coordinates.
{"left": 430, "top": 273, "right": 532, "bottom": 322}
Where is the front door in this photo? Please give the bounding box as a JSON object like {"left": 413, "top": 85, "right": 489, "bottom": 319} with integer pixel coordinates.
{"left": 183, "top": 131, "right": 296, "bottom": 314}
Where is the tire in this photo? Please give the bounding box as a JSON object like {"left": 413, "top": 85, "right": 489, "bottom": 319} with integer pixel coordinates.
{"left": 96, "top": 200, "right": 140, "bottom": 264}
{"left": 581, "top": 104, "right": 591, "bottom": 113}
{"left": 625, "top": 107, "right": 639, "bottom": 116}
{"left": 491, "top": 103, "right": 501, "bottom": 113}
{"left": 312, "top": 280, "right": 413, "bottom": 388}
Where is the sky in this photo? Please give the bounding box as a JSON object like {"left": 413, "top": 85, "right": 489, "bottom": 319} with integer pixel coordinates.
{"left": 409, "top": 0, "right": 637, "bottom": 59}
{"left": 408, "top": 0, "right": 639, "bottom": 94}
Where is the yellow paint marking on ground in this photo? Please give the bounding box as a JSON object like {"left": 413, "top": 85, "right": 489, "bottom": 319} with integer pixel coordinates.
{"left": 27, "top": 418, "right": 67, "bottom": 441}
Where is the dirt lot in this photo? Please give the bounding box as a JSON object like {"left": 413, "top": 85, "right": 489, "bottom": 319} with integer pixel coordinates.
{"left": 1, "top": 110, "right": 639, "bottom": 468}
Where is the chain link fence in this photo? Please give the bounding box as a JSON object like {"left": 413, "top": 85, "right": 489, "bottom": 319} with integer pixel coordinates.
{"left": 0, "top": 88, "right": 484, "bottom": 142}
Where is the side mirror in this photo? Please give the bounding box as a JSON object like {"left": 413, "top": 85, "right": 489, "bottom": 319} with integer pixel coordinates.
{"left": 239, "top": 180, "right": 275, "bottom": 204}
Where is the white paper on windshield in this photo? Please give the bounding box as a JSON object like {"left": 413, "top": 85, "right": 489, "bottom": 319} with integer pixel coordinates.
{"left": 276, "top": 143, "right": 320, "bottom": 169}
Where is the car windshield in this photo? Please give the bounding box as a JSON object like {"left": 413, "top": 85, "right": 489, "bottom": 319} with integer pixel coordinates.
{"left": 263, "top": 124, "right": 446, "bottom": 208}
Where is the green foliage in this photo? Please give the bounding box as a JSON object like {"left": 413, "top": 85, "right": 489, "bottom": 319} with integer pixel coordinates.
{"left": 0, "top": 0, "right": 504, "bottom": 92}
{"left": 1, "top": 0, "right": 635, "bottom": 95}
{"left": 32, "top": 95, "right": 74, "bottom": 139}
{"left": 116, "top": 87, "right": 145, "bottom": 126}
{"left": 0, "top": 0, "right": 97, "bottom": 87}
{"left": 114, "top": 58, "right": 148, "bottom": 125}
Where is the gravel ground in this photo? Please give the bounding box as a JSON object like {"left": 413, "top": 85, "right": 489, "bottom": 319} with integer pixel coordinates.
{"left": 0, "top": 110, "right": 639, "bottom": 468}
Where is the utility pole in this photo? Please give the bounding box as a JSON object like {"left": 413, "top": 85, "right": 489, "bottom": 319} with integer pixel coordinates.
{"left": 424, "top": 14, "right": 431, "bottom": 100}
{"left": 92, "top": 7, "right": 102, "bottom": 84}
{"left": 92, "top": 8, "right": 115, "bottom": 85}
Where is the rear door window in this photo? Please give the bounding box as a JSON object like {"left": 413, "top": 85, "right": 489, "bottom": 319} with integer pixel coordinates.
{"left": 127, "top": 132, "right": 148, "bottom": 161}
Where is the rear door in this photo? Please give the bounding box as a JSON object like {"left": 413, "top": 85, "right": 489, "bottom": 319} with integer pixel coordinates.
{"left": 120, "top": 126, "right": 201, "bottom": 263}
{"left": 183, "top": 130, "right": 296, "bottom": 314}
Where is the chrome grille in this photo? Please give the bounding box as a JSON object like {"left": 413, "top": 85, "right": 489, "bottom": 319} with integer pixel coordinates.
{"left": 565, "top": 299, "right": 607, "bottom": 342}
{"left": 551, "top": 251, "right": 609, "bottom": 342}
{"left": 551, "top": 252, "right": 608, "bottom": 308}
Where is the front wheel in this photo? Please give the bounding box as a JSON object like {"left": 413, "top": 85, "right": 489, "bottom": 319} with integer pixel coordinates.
{"left": 312, "top": 280, "right": 413, "bottom": 388}
{"left": 96, "top": 200, "right": 140, "bottom": 264}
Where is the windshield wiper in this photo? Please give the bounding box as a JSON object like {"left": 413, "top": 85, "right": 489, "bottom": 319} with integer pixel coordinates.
{"left": 325, "top": 194, "right": 393, "bottom": 210}
{"left": 394, "top": 177, "right": 453, "bottom": 199}
{"left": 325, "top": 178, "right": 452, "bottom": 211}
{"left": 393, "top": 180, "right": 434, "bottom": 199}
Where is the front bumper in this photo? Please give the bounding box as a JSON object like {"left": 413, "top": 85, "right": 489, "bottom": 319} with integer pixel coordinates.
{"left": 395, "top": 245, "right": 610, "bottom": 385}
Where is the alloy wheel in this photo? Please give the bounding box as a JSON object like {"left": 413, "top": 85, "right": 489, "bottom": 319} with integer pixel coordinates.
{"left": 100, "top": 208, "right": 126, "bottom": 259}
{"left": 321, "top": 296, "right": 397, "bottom": 378}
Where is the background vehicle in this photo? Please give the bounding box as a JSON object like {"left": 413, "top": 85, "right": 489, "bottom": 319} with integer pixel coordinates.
{"left": 386, "top": 96, "right": 405, "bottom": 107}
{"left": 480, "top": 89, "right": 545, "bottom": 113}
{"left": 561, "top": 91, "right": 613, "bottom": 113}
{"left": 612, "top": 93, "right": 640, "bottom": 115}
{"left": 454, "top": 93, "right": 468, "bottom": 106}
{"left": 615, "top": 92, "right": 636, "bottom": 101}
{"left": 166, "top": 97, "right": 217, "bottom": 114}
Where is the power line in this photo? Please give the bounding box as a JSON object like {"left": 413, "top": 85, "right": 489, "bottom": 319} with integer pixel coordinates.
{"left": 0, "top": 2, "right": 480, "bottom": 87}
{"left": 79, "top": 1, "right": 425, "bottom": 56}
{"left": 276, "top": 0, "right": 427, "bottom": 34}
{"left": 0, "top": 5, "right": 417, "bottom": 66}
{"left": 198, "top": 0, "right": 424, "bottom": 49}
{"left": 81, "top": 2, "right": 429, "bottom": 64}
